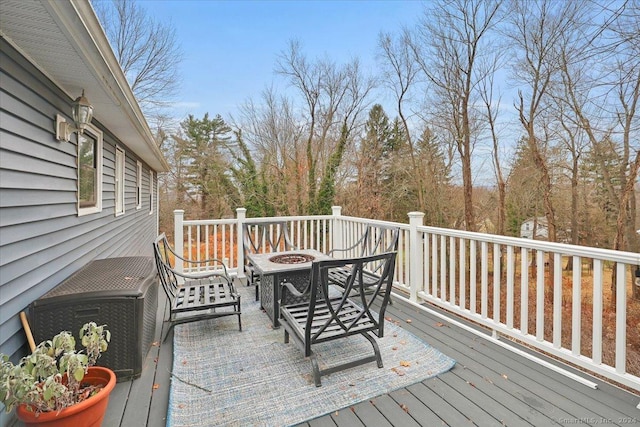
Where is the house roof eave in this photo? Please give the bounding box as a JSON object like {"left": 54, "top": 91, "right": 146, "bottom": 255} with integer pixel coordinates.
{"left": 0, "top": 0, "right": 170, "bottom": 172}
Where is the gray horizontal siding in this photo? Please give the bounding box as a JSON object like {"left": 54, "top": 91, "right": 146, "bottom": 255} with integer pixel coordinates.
{"left": 0, "top": 37, "right": 160, "bottom": 373}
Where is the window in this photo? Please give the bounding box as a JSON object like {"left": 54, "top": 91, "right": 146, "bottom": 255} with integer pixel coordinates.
{"left": 77, "top": 125, "right": 103, "bottom": 216}
{"left": 136, "top": 161, "right": 142, "bottom": 210}
{"left": 115, "top": 146, "right": 125, "bottom": 216}
{"left": 149, "top": 170, "right": 154, "bottom": 214}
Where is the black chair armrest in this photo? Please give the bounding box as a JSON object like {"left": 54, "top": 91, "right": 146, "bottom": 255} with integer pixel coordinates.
{"left": 280, "top": 281, "right": 310, "bottom": 301}
{"left": 165, "top": 242, "right": 228, "bottom": 268}
{"left": 161, "top": 260, "right": 232, "bottom": 284}
{"left": 327, "top": 231, "right": 369, "bottom": 256}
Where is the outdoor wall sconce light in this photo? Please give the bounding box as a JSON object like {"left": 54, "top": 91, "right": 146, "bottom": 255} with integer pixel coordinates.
{"left": 55, "top": 90, "right": 94, "bottom": 141}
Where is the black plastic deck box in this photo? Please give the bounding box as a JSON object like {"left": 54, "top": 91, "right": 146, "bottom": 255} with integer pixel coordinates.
{"left": 29, "top": 256, "right": 158, "bottom": 382}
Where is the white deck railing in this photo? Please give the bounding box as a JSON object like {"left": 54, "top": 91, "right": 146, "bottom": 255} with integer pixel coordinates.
{"left": 173, "top": 207, "right": 640, "bottom": 394}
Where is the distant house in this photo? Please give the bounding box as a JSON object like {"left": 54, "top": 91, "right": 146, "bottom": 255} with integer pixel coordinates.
{"left": 0, "top": 1, "right": 169, "bottom": 418}
{"left": 520, "top": 217, "right": 549, "bottom": 240}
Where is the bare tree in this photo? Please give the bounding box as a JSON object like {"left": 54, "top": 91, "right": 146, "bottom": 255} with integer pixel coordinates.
{"left": 507, "top": 0, "right": 585, "bottom": 242}
{"left": 608, "top": 0, "right": 640, "bottom": 256}
{"left": 550, "top": 0, "right": 639, "bottom": 255}
{"left": 276, "top": 41, "right": 374, "bottom": 214}
{"left": 411, "top": 0, "right": 504, "bottom": 232}
{"left": 377, "top": 29, "right": 426, "bottom": 212}
{"left": 236, "top": 88, "right": 307, "bottom": 215}
{"left": 93, "top": 0, "right": 182, "bottom": 115}
{"left": 478, "top": 53, "right": 507, "bottom": 236}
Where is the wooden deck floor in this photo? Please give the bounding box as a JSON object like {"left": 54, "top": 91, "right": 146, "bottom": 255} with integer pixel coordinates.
{"left": 102, "top": 280, "right": 639, "bottom": 427}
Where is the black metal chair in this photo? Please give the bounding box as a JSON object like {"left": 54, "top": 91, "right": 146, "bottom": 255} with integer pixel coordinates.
{"left": 327, "top": 225, "right": 400, "bottom": 301}
{"left": 242, "top": 221, "right": 297, "bottom": 300}
{"left": 153, "top": 233, "right": 241, "bottom": 342}
{"left": 279, "top": 251, "right": 397, "bottom": 387}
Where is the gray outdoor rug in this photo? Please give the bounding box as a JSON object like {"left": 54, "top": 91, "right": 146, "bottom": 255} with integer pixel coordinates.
{"left": 167, "top": 285, "right": 456, "bottom": 427}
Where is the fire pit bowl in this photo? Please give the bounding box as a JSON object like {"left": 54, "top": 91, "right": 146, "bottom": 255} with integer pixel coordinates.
{"left": 269, "top": 253, "right": 315, "bottom": 264}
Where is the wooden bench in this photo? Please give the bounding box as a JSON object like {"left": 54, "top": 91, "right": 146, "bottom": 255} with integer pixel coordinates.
{"left": 279, "top": 252, "right": 397, "bottom": 386}
{"left": 327, "top": 224, "right": 399, "bottom": 298}
{"left": 242, "top": 221, "right": 297, "bottom": 300}
{"left": 153, "top": 233, "right": 241, "bottom": 341}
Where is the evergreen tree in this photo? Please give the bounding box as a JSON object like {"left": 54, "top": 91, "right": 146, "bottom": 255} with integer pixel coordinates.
{"left": 353, "top": 105, "right": 393, "bottom": 218}
{"left": 176, "top": 113, "right": 238, "bottom": 218}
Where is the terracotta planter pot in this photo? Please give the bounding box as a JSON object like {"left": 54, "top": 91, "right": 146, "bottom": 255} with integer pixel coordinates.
{"left": 16, "top": 366, "right": 116, "bottom": 427}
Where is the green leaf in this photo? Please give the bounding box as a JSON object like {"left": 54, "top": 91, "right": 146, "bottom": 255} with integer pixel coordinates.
{"left": 73, "top": 367, "right": 85, "bottom": 382}
{"left": 43, "top": 385, "right": 53, "bottom": 401}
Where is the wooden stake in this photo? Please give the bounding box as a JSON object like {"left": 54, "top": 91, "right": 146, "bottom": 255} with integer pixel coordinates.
{"left": 20, "top": 311, "right": 36, "bottom": 353}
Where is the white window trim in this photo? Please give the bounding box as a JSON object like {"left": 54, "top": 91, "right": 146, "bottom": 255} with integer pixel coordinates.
{"left": 115, "top": 146, "right": 126, "bottom": 217}
{"left": 149, "top": 170, "right": 154, "bottom": 215}
{"left": 136, "top": 161, "right": 143, "bottom": 210}
{"left": 78, "top": 124, "right": 103, "bottom": 216}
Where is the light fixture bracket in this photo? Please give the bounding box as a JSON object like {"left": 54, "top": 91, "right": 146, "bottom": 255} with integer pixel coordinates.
{"left": 54, "top": 90, "right": 93, "bottom": 142}
{"left": 55, "top": 114, "right": 72, "bottom": 142}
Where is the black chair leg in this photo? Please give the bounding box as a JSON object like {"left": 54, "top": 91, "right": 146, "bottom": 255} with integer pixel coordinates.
{"left": 310, "top": 353, "right": 322, "bottom": 387}
{"left": 163, "top": 321, "right": 176, "bottom": 343}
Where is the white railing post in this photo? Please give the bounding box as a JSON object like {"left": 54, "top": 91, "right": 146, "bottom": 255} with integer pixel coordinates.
{"left": 332, "top": 206, "right": 343, "bottom": 253}
{"left": 174, "top": 209, "right": 184, "bottom": 274}
{"left": 408, "top": 211, "right": 425, "bottom": 302}
{"left": 237, "top": 208, "right": 247, "bottom": 279}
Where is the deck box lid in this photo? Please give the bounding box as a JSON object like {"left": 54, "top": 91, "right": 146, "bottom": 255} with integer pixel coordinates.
{"left": 32, "top": 257, "right": 156, "bottom": 304}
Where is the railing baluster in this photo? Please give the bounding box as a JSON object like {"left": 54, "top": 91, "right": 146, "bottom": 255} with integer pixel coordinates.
{"left": 521, "top": 247, "right": 528, "bottom": 334}
{"left": 205, "top": 224, "right": 210, "bottom": 267}
{"left": 423, "top": 232, "right": 430, "bottom": 296}
{"left": 229, "top": 224, "right": 235, "bottom": 268}
{"left": 460, "top": 238, "right": 466, "bottom": 311}
{"left": 553, "top": 252, "right": 562, "bottom": 348}
{"left": 536, "top": 250, "right": 545, "bottom": 342}
{"left": 303, "top": 220, "right": 308, "bottom": 250}
{"left": 432, "top": 234, "right": 438, "bottom": 297}
{"left": 187, "top": 226, "right": 193, "bottom": 270}
{"left": 450, "top": 236, "right": 456, "bottom": 305}
{"left": 616, "top": 262, "right": 627, "bottom": 374}
{"left": 441, "top": 235, "right": 447, "bottom": 302}
{"left": 481, "top": 241, "right": 488, "bottom": 319}
{"left": 195, "top": 225, "right": 201, "bottom": 272}
{"left": 593, "top": 259, "right": 603, "bottom": 365}
{"left": 221, "top": 224, "right": 226, "bottom": 265}
{"left": 507, "top": 245, "right": 514, "bottom": 329}
{"left": 470, "top": 240, "right": 477, "bottom": 315}
{"left": 572, "top": 256, "right": 581, "bottom": 356}
{"left": 493, "top": 243, "right": 501, "bottom": 326}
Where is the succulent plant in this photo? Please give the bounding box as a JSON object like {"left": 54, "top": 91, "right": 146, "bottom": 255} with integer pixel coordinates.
{"left": 0, "top": 322, "right": 110, "bottom": 415}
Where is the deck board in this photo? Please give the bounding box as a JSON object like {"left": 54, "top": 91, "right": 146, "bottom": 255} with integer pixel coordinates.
{"left": 102, "top": 282, "right": 639, "bottom": 427}
{"left": 388, "top": 298, "right": 625, "bottom": 423}
{"left": 329, "top": 405, "right": 367, "bottom": 426}
{"left": 386, "top": 302, "right": 570, "bottom": 425}
{"left": 366, "top": 394, "right": 422, "bottom": 427}
{"left": 147, "top": 295, "right": 172, "bottom": 427}
{"left": 387, "top": 388, "right": 444, "bottom": 426}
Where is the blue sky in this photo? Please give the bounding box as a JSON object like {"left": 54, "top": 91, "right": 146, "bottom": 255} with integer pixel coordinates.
{"left": 146, "top": 0, "right": 426, "bottom": 122}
